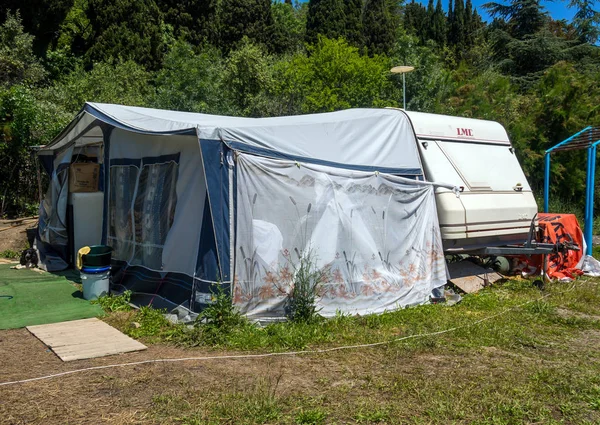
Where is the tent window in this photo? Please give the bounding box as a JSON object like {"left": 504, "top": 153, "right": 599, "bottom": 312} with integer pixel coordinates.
{"left": 108, "top": 159, "right": 179, "bottom": 269}
{"left": 108, "top": 165, "right": 139, "bottom": 261}
{"left": 131, "top": 162, "right": 178, "bottom": 269}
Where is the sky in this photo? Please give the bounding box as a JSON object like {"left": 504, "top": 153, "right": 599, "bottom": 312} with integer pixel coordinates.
{"left": 414, "top": 0, "right": 577, "bottom": 22}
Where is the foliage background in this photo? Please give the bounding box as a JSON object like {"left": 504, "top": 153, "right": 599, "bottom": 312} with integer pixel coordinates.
{"left": 0, "top": 0, "right": 598, "bottom": 217}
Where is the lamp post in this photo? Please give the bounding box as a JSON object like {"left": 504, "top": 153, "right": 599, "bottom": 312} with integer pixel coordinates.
{"left": 390, "top": 66, "right": 415, "bottom": 110}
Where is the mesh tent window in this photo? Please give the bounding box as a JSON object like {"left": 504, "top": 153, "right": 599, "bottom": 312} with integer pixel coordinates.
{"left": 544, "top": 126, "right": 600, "bottom": 255}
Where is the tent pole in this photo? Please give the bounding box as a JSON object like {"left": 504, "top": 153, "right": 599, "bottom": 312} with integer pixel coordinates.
{"left": 585, "top": 146, "right": 593, "bottom": 255}
{"left": 544, "top": 153, "right": 550, "bottom": 213}
{"left": 588, "top": 145, "right": 597, "bottom": 256}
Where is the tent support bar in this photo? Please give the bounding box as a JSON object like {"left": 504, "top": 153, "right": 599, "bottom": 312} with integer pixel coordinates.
{"left": 585, "top": 146, "right": 596, "bottom": 256}
{"left": 454, "top": 244, "right": 566, "bottom": 256}
{"left": 546, "top": 126, "right": 592, "bottom": 153}
{"left": 544, "top": 153, "right": 550, "bottom": 213}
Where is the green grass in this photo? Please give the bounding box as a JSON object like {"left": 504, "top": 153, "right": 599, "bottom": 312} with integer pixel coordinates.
{"left": 101, "top": 277, "right": 600, "bottom": 354}
{"left": 92, "top": 276, "right": 600, "bottom": 424}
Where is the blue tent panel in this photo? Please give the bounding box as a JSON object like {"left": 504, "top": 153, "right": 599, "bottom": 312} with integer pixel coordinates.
{"left": 198, "top": 139, "right": 231, "bottom": 283}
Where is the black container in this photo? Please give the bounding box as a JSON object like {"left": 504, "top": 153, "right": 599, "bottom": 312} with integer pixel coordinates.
{"left": 81, "top": 245, "right": 113, "bottom": 267}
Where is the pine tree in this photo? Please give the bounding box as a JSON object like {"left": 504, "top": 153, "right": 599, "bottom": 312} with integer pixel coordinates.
{"left": 451, "top": 0, "right": 466, "bottom": 50}
{"left": 344, "top": 0, "right": 364, "bottom": 47}
{"left": 484, "top": 0, "right": 548, "bottom": 38}
{"left": 447, "top": 0, "right": 454, "bottom": 44}
{"left": 219, "top": 0, "right": 276, "bottom": 53}
{"left": 569, "top": 0, "right": 600, "bottom": 44}
{"left": 86, "top": 0, "right": 165, "bottom": 70}
{"left": 156, "top": 0, "right": 218, "bottom": 45}
{"left": 403, "top": 0, "right": 428, "bottom": 43}
{"left": 464, "top": 0, "right": 474, "bottom": 46}
{"left": 363, "top": 0, "right": 396, "bottom": 54}
{"left": 432, "top": 0, "right": 446, "bottom": 46}
{"left": 426, "top": 0, "right": 435, "bottom": 41}
{"left": 306, "top": 0, "right": 346, "bottom": 44}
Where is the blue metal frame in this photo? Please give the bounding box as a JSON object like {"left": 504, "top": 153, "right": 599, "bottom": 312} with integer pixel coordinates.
{"left": 544, "top": 127, "right": 599, "bottom": 256}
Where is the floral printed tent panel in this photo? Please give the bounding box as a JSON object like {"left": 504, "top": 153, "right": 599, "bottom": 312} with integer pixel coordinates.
{"left": 234, "top": 154, "right": 448, "bottom": 319}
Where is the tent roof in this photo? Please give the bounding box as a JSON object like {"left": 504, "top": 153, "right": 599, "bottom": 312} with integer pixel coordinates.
{"left": 41, "top": 103, "right": 425, "bottom": 174}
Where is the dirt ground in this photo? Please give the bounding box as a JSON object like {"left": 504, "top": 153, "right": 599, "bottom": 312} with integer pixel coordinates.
{"left": 0, "top": 218, "right": 35, "bottom": 254}
{"left": 1, "top": 324, "right": 600, "bottom": 424}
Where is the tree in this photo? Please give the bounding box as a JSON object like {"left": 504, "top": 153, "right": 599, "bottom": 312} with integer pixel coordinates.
{"left": 426, "top": 0, "right": 435, "bottom": 40}
{"left": 391, "top": 30, "right": 451, "bottom": 111}
{"left": 219, "top": 0, "right": 276, "bottom": 53}
{"left": 55, "top": 0, "right": 93, "bottom": 57}
{"left": 0, "top": 0, "right": 73, "bottom": 54}
{"left": 482, "top": 0, "right": 582, "bottom": 87}
{"left": 305, "top": 0, "right": 346, "bottom": 44}
{"left": 85, "top": 0, "right": 166, "bottom": 70}
{"left": 449, "top": 0, "right": 466, "bottom": 51}
{"left": 363, "top": 0, "right": 397, "bottom": 54}
{"left": 275, "top": 37, "right": 395, "bottom": 114}
{"left": 403, "top": 0, "right": 428, "bottom": 43}
{"left": 465, "top": 0, "right": 474, "bottom": 45}
{"left": 43, "top": 60, "right": 154, "bottom": 113}
{"left": 569, "top": 0, "right": 600, "bottom": 44}
{"left": 222, "top": 37, "right": 274, "bottom": 116}
{"left": 344, "top": 0, "right": 365, "bottom": 47}
{"left": 155, "top": 0, "right": 218, "bottom": 45}
{"left": 271, "top": 1, "right": 307, "bottom": 53}
{"left": 484, "top": 0, "right": 548, "bottom": 39}
{"left": 152, "top": 41, "right": 231, "bottom": 114}
{"left": 431, "top": 0, "right": 447, "bottom": 46}
{"left": 0, "top": 12, "right": 46, "bottom": 87}
{"left": 447, "top": 0, "right": 454, "bottom": 43}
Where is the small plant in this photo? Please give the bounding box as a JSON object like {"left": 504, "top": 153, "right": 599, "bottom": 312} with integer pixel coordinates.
{"left": 355, "top": 408, "right": 390, "bottom": 423}
{"left": 283, "top": 249, "right": 326, "bottom": 323}
{"left": 0, "top": 249, "right": 19, "bottom": 259}
{"left": 295, "top": 408, "right": 327, "bottom": 424}
{"left": 193, "top": 284, "right": 249, "bottom": 345}
{"left": 93, "top": 290, "right": 133, "bottom": 312}
{"left": 558, "top": 402, "right": 576, "bottom": 417}
{"left": 127, "top": 306, "right": 173, "bottom": 339}
{"left": 198, "top": 284, "right": 246, "bottom": 330}
{"left": 526, "top": 300, "right": 556, "bottom": 316}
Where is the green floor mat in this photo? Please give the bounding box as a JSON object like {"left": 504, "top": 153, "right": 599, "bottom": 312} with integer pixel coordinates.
{"left": 0, "top": 265, "right": 103, "bottom": 330}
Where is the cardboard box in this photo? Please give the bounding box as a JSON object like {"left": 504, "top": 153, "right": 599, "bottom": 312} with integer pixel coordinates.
{"left": 69, "top": 163, "right": 100, "bottom": 193}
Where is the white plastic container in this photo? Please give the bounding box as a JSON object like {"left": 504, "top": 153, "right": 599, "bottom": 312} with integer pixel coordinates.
{"left": 81, "top": 271, "right": 110, "bottom": 300}
{"left": 68, "top": 191, "right": 104, "bottom": 266}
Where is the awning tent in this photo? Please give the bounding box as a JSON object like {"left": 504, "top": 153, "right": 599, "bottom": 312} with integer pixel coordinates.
{"left": 37, "top": 103, "right": 448, "bottom": 319}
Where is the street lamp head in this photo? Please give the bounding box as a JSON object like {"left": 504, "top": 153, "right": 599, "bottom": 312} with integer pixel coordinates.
{"left": 390, "top": 66, "right": 415, "bottom": 110}
{"left": 390, "top": 65, "right": 415, "bottom": 74}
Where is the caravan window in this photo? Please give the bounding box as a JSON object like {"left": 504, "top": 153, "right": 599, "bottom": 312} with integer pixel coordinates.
{"left": 435, "top": 141, "right": 530, "bottom": 192}
{"left": 108, "top": 156, "right": 179, "bottom": 270}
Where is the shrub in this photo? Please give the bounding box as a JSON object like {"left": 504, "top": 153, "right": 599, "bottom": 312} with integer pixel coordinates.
{"left": 193, "top": 284, "right": 249, "bottom": 345}
{"left": 283, "top": 250, "right": 326, "bottom": 323}
{"left": 93, "top": 290, "right": 132, "bottom": 312}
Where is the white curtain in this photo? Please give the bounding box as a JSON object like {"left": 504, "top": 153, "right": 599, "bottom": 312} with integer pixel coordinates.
{"left": 234, "top": 154, "right": 448, "bottom": 319}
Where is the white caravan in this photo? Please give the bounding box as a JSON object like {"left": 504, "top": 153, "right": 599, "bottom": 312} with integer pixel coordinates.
{"left": 401, "top": 110, "right": 538, "bottom": 251}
